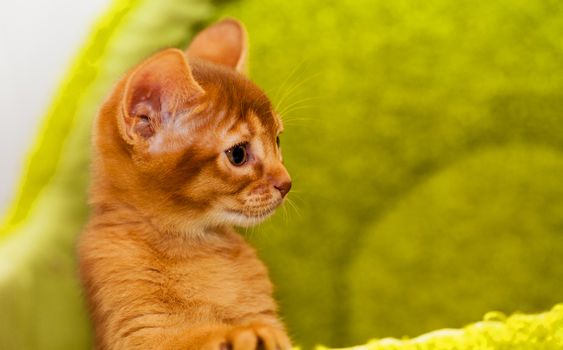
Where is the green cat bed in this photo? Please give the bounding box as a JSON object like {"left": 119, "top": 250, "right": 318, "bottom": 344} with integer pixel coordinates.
{"left": 1, "top": 0, "right": 563, "bottom": 349}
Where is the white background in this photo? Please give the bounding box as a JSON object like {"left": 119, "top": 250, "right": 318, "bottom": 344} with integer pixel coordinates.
{"left": 0, "top": 0, "right": 110, "bottom": 215}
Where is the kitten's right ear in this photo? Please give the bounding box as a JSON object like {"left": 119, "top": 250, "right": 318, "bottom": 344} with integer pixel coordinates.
{"left": 119, "top": 48, "right": 204, "bottom": 145}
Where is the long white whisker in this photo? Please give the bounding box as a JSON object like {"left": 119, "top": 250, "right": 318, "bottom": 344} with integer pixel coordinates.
{"left": 275, "top": 72, "right": 320, "bottom": 112}
{"left": 274, "top": 58, "right": 309, "bottom": 104}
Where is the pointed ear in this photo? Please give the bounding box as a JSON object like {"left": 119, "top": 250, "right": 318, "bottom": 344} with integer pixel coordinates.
{"left": 186, "top": 18, "right": 248, "bottom": 73}
{"left": 119, "top": 48, "right": 204, "bottom": 145}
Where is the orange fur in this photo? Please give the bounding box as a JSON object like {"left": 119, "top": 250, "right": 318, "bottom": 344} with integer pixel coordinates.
{"left": 78, "top": 19, "right": 292, "bottom": 350}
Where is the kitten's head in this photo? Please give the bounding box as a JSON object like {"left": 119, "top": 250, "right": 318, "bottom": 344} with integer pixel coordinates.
{"left": 94, "top": 19, "right": 291, "bottom": 232}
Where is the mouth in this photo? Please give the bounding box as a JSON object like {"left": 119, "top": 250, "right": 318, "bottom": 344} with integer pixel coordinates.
{"left": 225, "top": 199, "right": 283, "bottom": 226}
{"left": 228, "top": 204, "right": 278, "bottom": 219}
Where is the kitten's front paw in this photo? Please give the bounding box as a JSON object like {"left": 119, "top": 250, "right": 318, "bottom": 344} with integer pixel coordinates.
{"left": 206, "top": 323, "right": 291, "bottom": 350}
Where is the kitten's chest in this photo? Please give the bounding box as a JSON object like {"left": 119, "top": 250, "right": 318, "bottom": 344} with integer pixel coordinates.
{"left": 164, "top": 241, "right": 273, "bottom": 314}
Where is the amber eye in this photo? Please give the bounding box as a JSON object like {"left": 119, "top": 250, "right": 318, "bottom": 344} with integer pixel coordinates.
{"left": 276, "top": 135, "right": 280, "bottom": 147}
{"left": 226, "top": 143, "right": 248, "bottom": 166}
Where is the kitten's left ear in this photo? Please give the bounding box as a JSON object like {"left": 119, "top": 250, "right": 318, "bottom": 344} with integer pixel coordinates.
{"left": 186, "top": 18, "right": 248, "bottom": 73}
{"left": 119, "top": 48, "right": 204, "bottom": 146}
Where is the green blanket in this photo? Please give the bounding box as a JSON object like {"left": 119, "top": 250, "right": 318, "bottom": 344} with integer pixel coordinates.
{"left": 1, "top": 0, "right": 562, "bottom": 349}
{"left": 330, "top": 304, "right": 563, "bottom": 350}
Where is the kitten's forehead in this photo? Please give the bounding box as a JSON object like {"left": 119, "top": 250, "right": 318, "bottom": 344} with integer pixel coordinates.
{"left": 218, "top": 111, "right": 279, "bottom": 150}
{"left": 245, "top": 110, "right": 280, "bottom": 136}
{"left": 190, "top": 58, "right": 281, "bottom": 133}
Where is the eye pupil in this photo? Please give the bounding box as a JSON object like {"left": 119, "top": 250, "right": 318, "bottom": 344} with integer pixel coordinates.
{"left": 232, "top": 146, "right": 245, "bottom": 164}
{"left": 227, "top": 144, "right": 247, "bottom": 166}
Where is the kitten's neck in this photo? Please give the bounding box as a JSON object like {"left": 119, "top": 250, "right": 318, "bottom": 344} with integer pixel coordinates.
{"left": 91, "top": 163, "right": 222, "bottom": 235}
{"left": 89, "top": 197, "right": 236, "bottom": 257}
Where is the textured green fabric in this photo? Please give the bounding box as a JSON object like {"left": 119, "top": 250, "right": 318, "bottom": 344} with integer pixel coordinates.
{"left": 1, "top": 0, "right": 563, "bottom": 349}
{"left": 322, "top": 305, "right": 563, "bottom": 350}
{"left": 0, "top": 0, "right": 213, "bottom": 348}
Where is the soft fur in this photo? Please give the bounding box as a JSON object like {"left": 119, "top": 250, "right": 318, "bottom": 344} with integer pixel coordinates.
{"left": 78, "top": 19, "right": 292, "bottom": 350}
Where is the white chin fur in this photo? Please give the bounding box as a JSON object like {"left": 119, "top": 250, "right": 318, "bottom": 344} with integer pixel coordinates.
{"left": 220, "top": 209, "right": 275, "bottom": 227}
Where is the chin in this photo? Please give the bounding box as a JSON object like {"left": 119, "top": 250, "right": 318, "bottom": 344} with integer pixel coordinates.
{"left": 220, "top": 208, "right": 277, "bottom": 227}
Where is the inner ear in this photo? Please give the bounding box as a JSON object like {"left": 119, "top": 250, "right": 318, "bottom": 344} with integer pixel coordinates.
{"left": 120, "top": 48, "right": 204, "bottom": 145}
{"left": 186, "top": 18, "right": 248, "bottom": 73}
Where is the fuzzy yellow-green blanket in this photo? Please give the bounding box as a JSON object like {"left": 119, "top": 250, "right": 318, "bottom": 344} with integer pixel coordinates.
{"left": 325, "top": 305, "right": 563, "bottom": 349}
{"left": 1, "top": 0, "right": 562, "bottom": 349}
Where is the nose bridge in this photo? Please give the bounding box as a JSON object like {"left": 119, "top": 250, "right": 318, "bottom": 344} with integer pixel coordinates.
{"left": 263, "top": 152, "right": 290, "bottom": 182}
{"left": 254, "top": 128, "right": 291, "bottom": 186}
{"left": 267, "top": 162, "right": 290, "bottom": 182}
{"left": 267, "top": 162, "right": 291, "bottom": 198}
{"left": 256, "top": 131, "right": 291, "bottom": 197}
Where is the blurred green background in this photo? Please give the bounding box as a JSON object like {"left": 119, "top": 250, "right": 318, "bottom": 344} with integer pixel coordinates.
{"left": 1, "top": 0, "right": 563, "bottom": 348}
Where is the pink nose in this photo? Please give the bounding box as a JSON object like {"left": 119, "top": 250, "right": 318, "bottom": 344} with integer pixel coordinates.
{"left": 274, "top": 180, "right": 292, "bottom": 198}
{"left": 268, "top": 166, "right": 292, "bottom": 198}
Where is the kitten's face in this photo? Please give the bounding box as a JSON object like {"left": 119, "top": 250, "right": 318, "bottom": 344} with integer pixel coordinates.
{"left": 101, "top": 20, "right": 291, "bottom": 231}
{"left": 183, "top": 82, "right": 290, "bottom": 228}
{"left": 160, "top": 60, "right": 291, "bottom": 228}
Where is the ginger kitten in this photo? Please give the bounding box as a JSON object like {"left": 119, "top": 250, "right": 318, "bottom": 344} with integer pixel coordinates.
{"left": 78, "top": 19, "right": 292, "bottom": 350}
